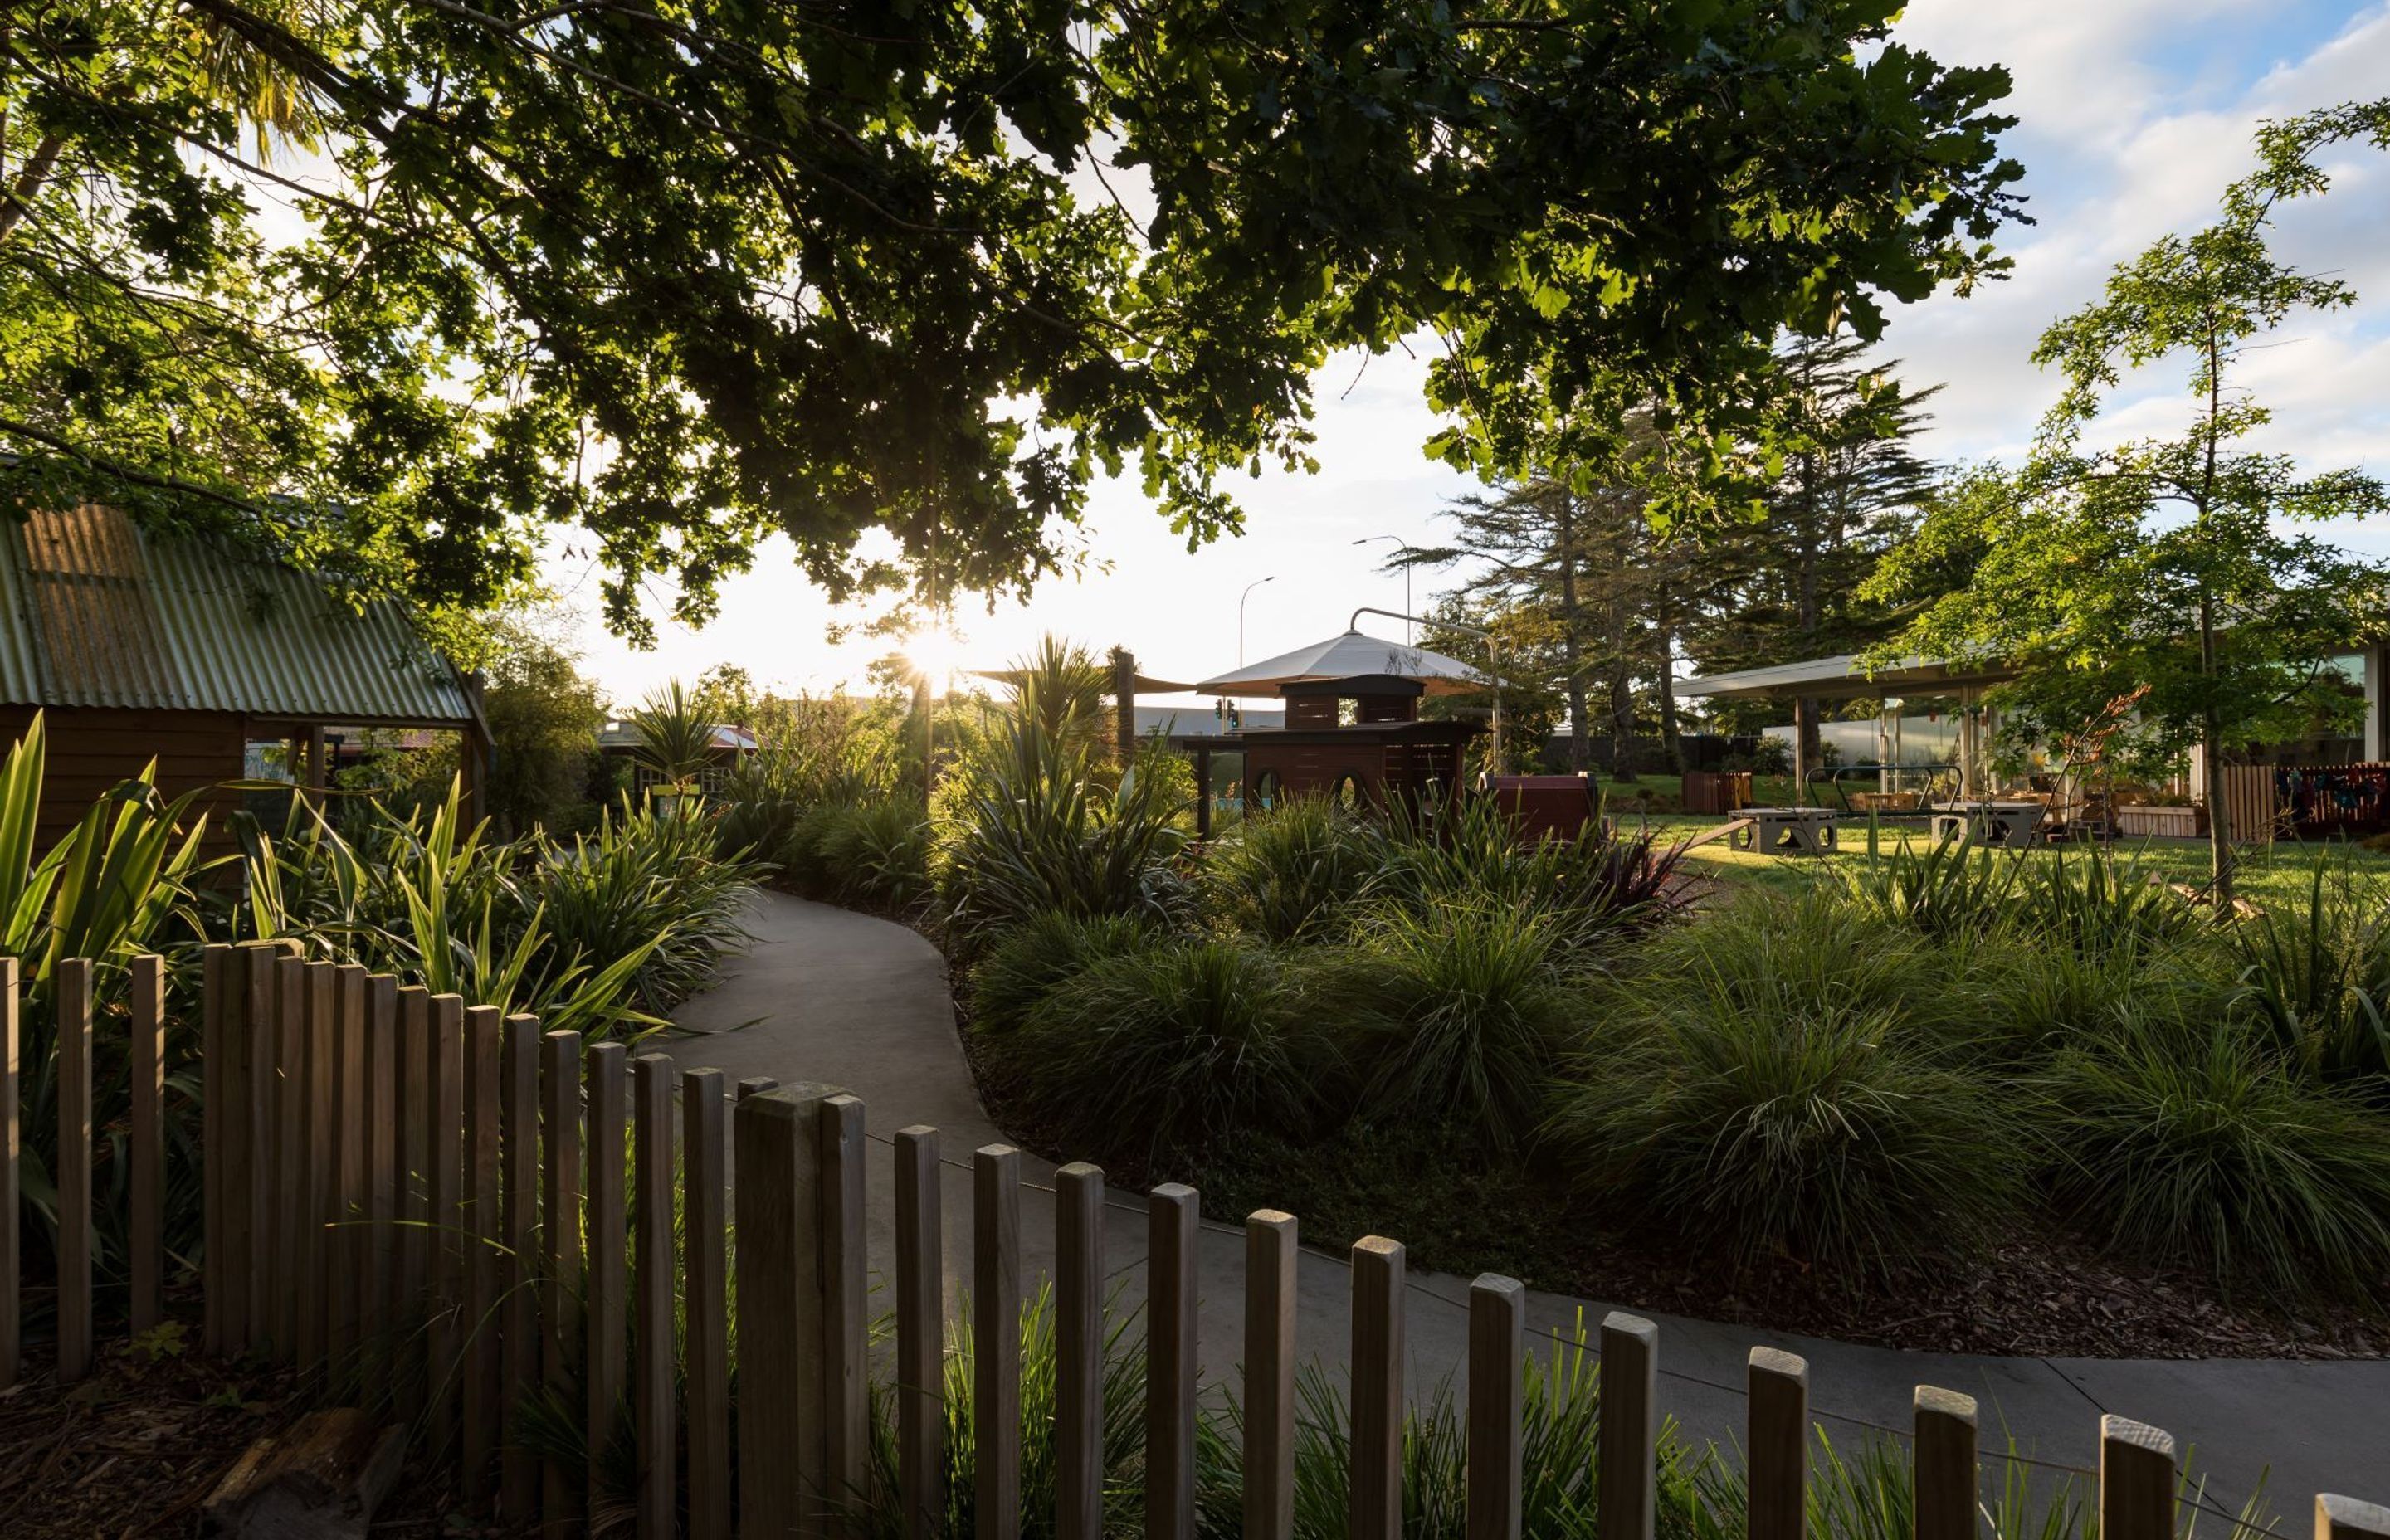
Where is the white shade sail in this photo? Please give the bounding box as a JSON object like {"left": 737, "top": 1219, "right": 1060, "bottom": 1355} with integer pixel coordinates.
{"left": 1193, "top": 628, "right": 1500, "bottom": 697}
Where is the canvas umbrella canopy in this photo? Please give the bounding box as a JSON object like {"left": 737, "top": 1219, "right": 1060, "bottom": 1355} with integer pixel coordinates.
{"left": 1193, "top": 628, "right": 1500, "bottom": 696}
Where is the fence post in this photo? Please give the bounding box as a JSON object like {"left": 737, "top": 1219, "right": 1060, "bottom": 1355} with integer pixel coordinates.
{"left": 1467, "top": 1274, "right": 1524, "bottom": 1540}
{"left": 824, "top": 1094, "right": 868, "bottom": 1535}
{"left": 274, "top": 954, "right": 308, "bottom": 1362}
{"left": 973, "top": 1145, "right": 1022, "bottom": 1540}
{"left": 2318, "top": 1496, "right": 2390, "bottom": 1540}
{"left": 2100, "top": 1416, "right": 2176, "bottom": 1540}
{"left": 129, "top": 954, "right": 165, "bottom": 1338}
{"left": 303, "top": 962, "right": 337, "bottom": 1376}
{"left": 427, "top": 992, "right": 466, "bottom": 1455}
{"left": 363, "top": 977, "right": 400, "bottom": 1390}
{"left": 683, "top": 1067, "right": 730, "bottom": 1540}
{"left": 1243, "top": 1210, "right": 1297, "bottom": 1540}
{"left": 736, "top": 1075, "right": 778, "bottom": 1101}
{"left": 56, "top": 957, "right": 94, "bottom": 1382}
{"left": 198, "top": 945, "right": 224, "bottom": 1357}
{"left": 1598, "top": 1313, "right": 1658, "bottom": 1540}
{"left": 1914, "top": 1387, "right": 1978, "bottom": 1540}
{"left": 1147, "top": 1183, "right": 1198, "bottom": 1540}
{"left": 0, "top": 956, "right": 17, "bottom": 1387}
{"left": 736, "top": 1089, "right": 809, "bottom": 1538}
{"left": 1747, "top": 1348, "right": 1808, "bottom": 1540}
{"left": 500, "top": 1015, "right": 542, "bottom": 1524}
{"left": 246, "top": 943, "right": 285, "bottom": 1354}
{"left": 461, "top": 1006, "right": 504, "bottom": 1513}
{"left": 1056, "top": 1162, "right": 1105, "bottom": 1540}
{"left": 633, "top": 1052, "right": 676, "bottom": 1540}
{"left": 585, "top": 1040, "right": 629, "bottom": 1517}
{"left": 1349, "top": 1237, "right": 1404, "bottom": 1540}
{"left": 896, "top": 1126, "right": 943, "bottom": 1540}
{"left": 397, "top": 983, "right": 432, "bottom": 1418}
{"left": 330, "top": 964, "right": 368, "bottom": 1382}
{"left": 540, "top": 1029, "right": 584, "bottom": 1536}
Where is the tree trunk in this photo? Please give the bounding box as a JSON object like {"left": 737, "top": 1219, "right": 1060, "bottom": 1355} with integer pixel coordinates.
{"left": 1793, "top": 697, "right": 1821, "bottom": 801}
{"left": 2200, "top": 597, "right": 2235, "bottom": 906}
{"left": 1654, "top": 594, "right": 1682, "bottom": 770}
{"left": 1556, "top": 496, "right": 1591, "bottom": 772}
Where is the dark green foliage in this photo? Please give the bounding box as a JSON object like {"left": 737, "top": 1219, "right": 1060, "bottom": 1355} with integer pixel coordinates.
{"left": 1207, "top": 797, "right": 1381, "bottom": 943}
{"left": 2227, "top": 861, "right": 2390, "bottom": 1084}
{"left": 807, "top": 801, "right": 934, "bottom": 914}
{"left": 2040, "top": 1018, "right": 2390, "bottom": 1299}
{"left": 1554, "top": 922, "right": 2025, "bottom": 1274}
{"left": 994, "top": 940, "right": 1314, "bottom": 1162}
{"left": 972, "top": 911, "right": 1151, "bottom": 1034}
{"left": 1325, "top": 902, "right": 1581, "bottom": 1148}
{"left": 1366, "top": 796, "right": 1695, "bottom": 944}
{"left": 533, "top": 799, "right": 764, "bottom": 1016}
{"left": 1836, "top": 828, "right": 2024, "bottom": 943}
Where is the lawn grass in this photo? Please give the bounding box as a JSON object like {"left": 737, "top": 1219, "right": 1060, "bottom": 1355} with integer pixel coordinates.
{"left": 1620, "top": 809, "right": 2390, "bottom": 910}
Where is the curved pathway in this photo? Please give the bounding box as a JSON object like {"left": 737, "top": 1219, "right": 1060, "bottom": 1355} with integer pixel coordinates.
{"left": 673, "top": 890, "right": 2388, "bottom": 1514}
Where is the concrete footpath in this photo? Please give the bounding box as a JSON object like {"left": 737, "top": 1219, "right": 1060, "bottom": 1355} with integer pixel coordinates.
{"left": 671, "top": 890, "right": 2390, "bottom": 1518}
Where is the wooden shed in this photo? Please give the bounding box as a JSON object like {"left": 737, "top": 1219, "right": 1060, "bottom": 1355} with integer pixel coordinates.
{"left": 0, "top": 506, "right": 489, "bottom": 850}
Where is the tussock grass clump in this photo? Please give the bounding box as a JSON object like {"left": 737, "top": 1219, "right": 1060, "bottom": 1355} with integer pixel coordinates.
{"left": 2040, "top": 1017, "right": 2390, "bottom": 1299}
{"left": 970, "top": 909, "right": 1150, "bottom": 1033}
{"left": 997, "top": 939, "right": 1315, "bottom": 1160}
{"left": 1207, "top": 795, "right": 1381, "bottom": 943}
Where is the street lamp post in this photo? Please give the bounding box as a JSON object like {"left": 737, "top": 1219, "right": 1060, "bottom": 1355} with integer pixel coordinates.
{"left": 1353, "top": 535, "right": 1415, "bottom": 643}
{"left": 1238, "top": 575, "right": 1276, "bottom": 667}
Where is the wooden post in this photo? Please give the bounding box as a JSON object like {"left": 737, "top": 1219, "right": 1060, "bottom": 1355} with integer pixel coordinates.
{"left": 895, "top": 1127, "right": 944, "bottom": 1540}
{"left": 1914, "top": 1387, "right": 1978, "bottom": 1540}
{"left": 274, "top": 954, "right": 307, "bottom": 1362}
{"left": 540, "top": 1030, "right": 584, "bottom": 1535}
{"left": 461, "top": 1006, "right": 504, "bottom": 1512}
{"left": 295, "top": 961, "right": 334, "bottom": 1375}
{"left": 2099, "top": 1416, "right": 2175, "bottom": 1540}
{"left": 735, "top": 1089, "right": 809, "bottom": 1538}
{"left": 199, "top": 946, "right": 231, "bottom": 1357}
{"left": 683, "top": 1068, "right": 730, "bottom": 1540}
{"left": 500, "top": 1016, "right": 542, "bottom": 1523}
{"left": 585, "top": 1040, "right": 629, "bottom": 1518}
{"left": 736, "top": 1075, "right": 778, "bottom": 1101}
{"left": 246, "top": 944, "right": 284, "bottom": 1354}
{"left": 1111, "top": 646, "right": 1138, "bottom": 767}
{"left": 1146, "top": 1183, "right": 1198, "bottom": 1540}
{"left": 330, "top": 965, "right": 368, "bottom": 1382}
{"left": 363, "top": 977, "right": 400, "bottom": 1386}
{"left": 632, "top": 1053, "right": 676, "bottom": 1540}
{"left": 1055, "top": 1162, "right": 1105, "bottom": 1540}
{"left": 1243, "top": 1211, "right": 1298, "bottom": 1540}
{"left": 56, "top": 957, "right": 95, "bottom": 1382}
{"left": 973, "top": 1145, "right": 1022, "bottom": 1540}
{"left": 1467, "top": 1274, "right": 1524, "bottom": 1540}
{"left": 397, "top": 986, "right": 432, "bottom": 1361}
{"left": 129, "top": 954, "right": 165, "bottom": 1337}
{"left": 1746, "top": 1348, "right": 1808, "bottom": 1540}
{"left": 1348, "top": 1237, "right": 1405, "bottom": 1540}
{"left": 0, "top": 956, "right": 17, "bottom": 1386}
{"left": 427, "top": 992, "right": 466, "bottom": 1455}
{"left": 1598, "top": 1313, "right": 1659, "bottom": 1540}
{"left": 2319, "top": 1497, "right": 2390, "bottom": 1540}
{"left": 824, "top": 1094, "right": 868, "bottom": 1533}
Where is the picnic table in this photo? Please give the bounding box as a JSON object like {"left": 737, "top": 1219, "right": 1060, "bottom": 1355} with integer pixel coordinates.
{"left": 1728, "top": 806, "right": 1840, "bottom": 855}
{"left": 1931, "top": 799, "right": 2047, "bottom": 848}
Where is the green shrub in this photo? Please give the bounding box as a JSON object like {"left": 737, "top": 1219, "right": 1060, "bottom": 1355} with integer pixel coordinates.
{"left": 1366, "top": 795, "right": 1692, "bottom": 945}
{"left": 1553, "top": 958, "right": 2023, "bottom": 1274}
{"left": 535, "top": 797, "right": 766, "bottom": 1014}
{"left": 998, "top": 939, "right": 1313, "bottom": 1160}
{"left": 2011, "top": 845, "right": 2206, "bottom": 955}
{"left": 1836, "top": 827, "right": 2023, "bottom": 943}
{"left": 2040, "top": 1018, "right": 2390, "bottom": 1299}
{"left": 1324, "top": 902, "right": 1579, "bottom": 1148}
{"left": 1208, "top": 796, "right": 1381, "bottom": 942}
{"left": 2228, "top": 860, "right": 2390, "bottom": 1084}
{"left": 812, "top": 799, "right": 933, "bottom": 912}
{"left": 970, "top": 910, "right": 1151, "bottom": 1033}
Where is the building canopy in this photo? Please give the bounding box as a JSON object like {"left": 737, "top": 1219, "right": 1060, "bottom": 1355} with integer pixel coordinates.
{"left": 1194, "top": 628, "right": 1499, "bottom": 697}
{"left": 1677, "top": 652, "right": 2022, "bottom": 703}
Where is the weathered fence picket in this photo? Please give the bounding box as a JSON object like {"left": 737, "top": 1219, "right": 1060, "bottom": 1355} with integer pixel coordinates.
{"left": 3, "top": 948, "right": 2388, "bottom": 1540}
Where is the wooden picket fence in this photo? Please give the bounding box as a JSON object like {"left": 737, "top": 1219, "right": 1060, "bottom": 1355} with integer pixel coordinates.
{"left": 6, "top": 938, "right": 2390, "bottom": 1540}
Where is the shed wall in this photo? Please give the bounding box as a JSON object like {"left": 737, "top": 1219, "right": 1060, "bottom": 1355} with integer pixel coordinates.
{"left": 0, "top": 704, "right": 248, "bottom": 855}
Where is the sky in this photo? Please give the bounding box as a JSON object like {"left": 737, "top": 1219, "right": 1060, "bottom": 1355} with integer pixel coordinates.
{"left": 553, "top": 1, "right": 2390, "bottom": 712}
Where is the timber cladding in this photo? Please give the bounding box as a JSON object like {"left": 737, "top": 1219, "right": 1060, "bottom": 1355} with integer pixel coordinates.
{"left": 0, "top": 703, "right": 249, "bottom": 854}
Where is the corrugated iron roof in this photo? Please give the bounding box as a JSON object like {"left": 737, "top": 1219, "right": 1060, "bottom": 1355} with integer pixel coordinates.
{"left": 0, "top": 507, "right": 473, "bottom": 723}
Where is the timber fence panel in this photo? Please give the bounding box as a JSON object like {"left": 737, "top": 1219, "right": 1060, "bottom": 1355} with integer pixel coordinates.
{"left": 585, "top": 1040, "right": 629, "bottom": 1518}
{"left": 1146, "top": 1183, "right": 1198, "bottom": 1540}
{"left": 128, "top": 953, "right": 165, "bottom": 1338}
{"left": 363, "top": 977, "right": 400, "bottom": 1391}
{"left": 824, "top": 1094, "right": 868, "bottom": 1536}
{"left": 427, "top": 992, "right": 466, "bottom": 1458}
{"left": 397, "top": 983, "right": 432, "bottom": 1420}
{"left": 273, "top": 953, "right": 306, "bottom": 1361}
{"left": 1348, "top": 1236, "right": 1404, "bottom": 1540}
{"left": 973, "top": 1144, "right": 1022, "bottom": 1540}
{"left": 1747, "top": 1348, "right": 1808, "bottom": 1540}
{"left": 540, "top": 1028, "right": 584, "bottom": 1536}
{"left": 299, "top": 959, "right": 334, "bottom": 1376}
{"left": 1242, "top": 1210, "right": 1297, "bottom": 1540}
{"left": 198, "top": 945, "right": 227, "bottom": 1357}
{"left": 0, "top": 957, "right": 17, "bottom": 1386}
{"left": 682, "top": 1067, "right": 730, "bottom": 1540}
{"left": 735, "top": 1088, "right": 807, "bottom": 1539}
{"left": 1467, "top": 1274, "right": 1524, "bottom": 1540}
{"left": 56, "top": 956, "right": 93, "bottom": 1382}
{"left": 632, "top": 1052, "right": 676, "bottom": 1540}
{"left": 500, "top": 1015, "right": 542, "bottom": 1525}
{"left": 330, "top": 964, "right": 367, "bottom": 1382}
{"left": 1055, "top": 1162, "right": 1105, "bottom": 1540}
{"left": 1914, "top": 1387, "right": 1979, "bottom": 1540}
{"left": 461, "top": 1005, "right": 504, "bottom": 1513}
{"left": 895, "top": 1126, "right": 943, "bottom": 1540}
{"left": 2100, "top": 1416, "right": 2177, "bottom": 1540}
{"left": 2320, "top": 1497, "right": 2390, "bottom": 1540}
{"left": 1598, "top": 1313, "right": 1659, "bottom": 1540}
{"left": 244, "top": 943, "right": 282, "bottom": 1354}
